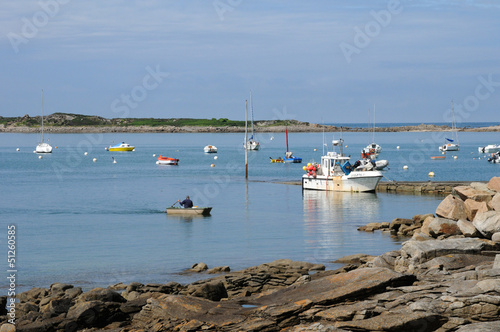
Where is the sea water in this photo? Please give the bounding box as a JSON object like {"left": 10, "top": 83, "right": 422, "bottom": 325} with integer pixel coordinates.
{"left": 0, "top": 131, "right": 499, "bottom": 293}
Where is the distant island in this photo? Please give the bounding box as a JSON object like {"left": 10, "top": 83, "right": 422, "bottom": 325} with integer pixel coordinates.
{"left": 1, "top": 113, "right": 499, "bottom": 133}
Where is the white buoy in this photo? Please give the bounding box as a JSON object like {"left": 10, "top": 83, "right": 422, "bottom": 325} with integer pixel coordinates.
{"left": 93, "top": 158, "right": 97, "bottom": 162}
{"left": 112, "top": 157, "right": 117, "bottom": 164}
{"left": 442, "top": 151, "right": 445, "bottom": 155}
{"left": 396, "top": 146, "right": 400, "bottom": 149}
{"left": 84, "top": 152, "right": 88, "bottom": 156}
{"left": 429, "top": 171, "right": 435, "bottom": 177}
{"left": 345, "top": 145, "right": 348, "bottom": 148}
{"left": 313, "top": 148, "right": 317, "bottom": 152}
{"left": 403, "top": 165, "right": 408, "bottom": 170}
{"left": 210, "top": 163, "right": 215, "bottom": 167}
{"left": 270, "top": 136, "right": 274, "bottom": 140}
{"left": 38, "top": 155, "right": 43, "bottom": 159}
{"left": 153, "top": 154, "right": 156, "bottom": 157}
{"left": 453, "top": 156, "right": 458, "bottom": 159}
{"left": 16, "top": 148, "right": 20, "bottom": 151}
{"left": 214, "top": 156, "right": 218, "bottom": 160}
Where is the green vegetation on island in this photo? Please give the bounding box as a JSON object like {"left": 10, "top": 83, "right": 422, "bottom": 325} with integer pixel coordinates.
{"left": 0, "top": 113, "right": 308, "bottom": 128}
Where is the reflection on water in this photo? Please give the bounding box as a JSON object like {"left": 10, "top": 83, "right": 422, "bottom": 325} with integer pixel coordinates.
{"left": 302, "top": 190, "right": 385, "bottom": 263}
{"left": 165, "top": 215, "right": 212, "bottom": 223}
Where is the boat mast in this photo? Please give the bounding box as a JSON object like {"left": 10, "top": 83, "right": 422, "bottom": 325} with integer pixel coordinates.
{"left": 41, "top": 89, "right": 44, "bottom": 143}
{"left": 250, "top": 90, "right": 255, "bottom": 138}
{"left": 451, "top": 100, "right": 459, "bottom": 145}
{"left": 286, "top": 126, "right": 289, "bottom": 153}
{"left": 245, "top": 99, "right": 248, "bottom": 179}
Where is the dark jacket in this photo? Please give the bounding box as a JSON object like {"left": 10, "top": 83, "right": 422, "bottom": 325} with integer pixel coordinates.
{"left": 180, "top": 199, "right": 193, "bottom": 208}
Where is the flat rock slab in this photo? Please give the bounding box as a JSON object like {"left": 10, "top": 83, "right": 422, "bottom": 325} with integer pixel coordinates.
{"left": 253, "top": 267, "right": 415, "bottom": 307}
{"left": 456, "top": 320, "right": 500, "bottom": 332}
{"left": 334, "top": 311, "right": 444, "bottom": 331}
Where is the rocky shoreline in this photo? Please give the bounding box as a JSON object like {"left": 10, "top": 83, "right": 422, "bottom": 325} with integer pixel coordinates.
{"left": 1, "top": 123, "right": 500, "bottom": 134}
{"left": 3, "top": 178, "right": 500, "bottom": 331}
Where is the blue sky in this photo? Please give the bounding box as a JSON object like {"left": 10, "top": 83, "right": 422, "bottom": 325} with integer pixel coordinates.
{"left": 1, "top": 0, "right": 499, "bottom": 124}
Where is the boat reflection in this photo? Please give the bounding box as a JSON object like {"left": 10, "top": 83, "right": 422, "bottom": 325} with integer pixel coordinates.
{"left": 165, "top": 215, "right": 212, "bottom": 222}
{"left": 302, "top": 190, "right": 381, "bottom": 263}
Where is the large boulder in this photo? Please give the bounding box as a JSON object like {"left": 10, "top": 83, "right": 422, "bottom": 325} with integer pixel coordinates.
{"left": 453, "top": 186, "right": 493, "bottom": 202}
{"left": 473, "top": 211, "right": 500, "bottom": 239}
{"left": 464, "top": 199, "right": 489, "bottom": 221}
{"left": 426, "top": 217, "right": 461, "bottom": 238}
{"left": 489, "top": 193, "right": 500, "bottom": 211}
{"left": 436, "top": 195, "right": 467, "bottom": 220}
{"left": 186, "top": 280, "right": 228, "bottom": 301}
{"left": 77, "top": 288, "right": 126, "bottom": 303}
{"left": 487, "top": 177, "right": 500, "bottom": 192}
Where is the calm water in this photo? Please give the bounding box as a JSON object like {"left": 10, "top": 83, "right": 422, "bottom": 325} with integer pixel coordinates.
{"left": 1, "top": 131, "right": 499, "bottom": 294}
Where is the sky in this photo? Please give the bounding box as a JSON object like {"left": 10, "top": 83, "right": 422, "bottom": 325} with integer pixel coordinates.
{"left": 1, "top": 0, "right": 500, "bottom": 124}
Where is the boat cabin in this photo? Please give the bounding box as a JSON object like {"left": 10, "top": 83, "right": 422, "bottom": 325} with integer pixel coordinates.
{"left": 319, "top": 152, "right": 353, "bottom": 176}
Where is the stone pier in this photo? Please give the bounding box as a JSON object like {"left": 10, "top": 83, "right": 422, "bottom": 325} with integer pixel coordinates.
{"left": 377, "top": 181, "right": 480, "bottom": 195}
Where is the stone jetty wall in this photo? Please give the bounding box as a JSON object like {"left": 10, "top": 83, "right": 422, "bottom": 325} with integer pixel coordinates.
{"left": 3, "top": 177, "right": 500, "bottom": 331}
{"left": 377, "top": 181, "right": 480, "bottom": 195}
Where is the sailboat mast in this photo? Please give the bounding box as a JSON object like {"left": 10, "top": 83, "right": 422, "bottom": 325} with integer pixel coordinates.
{"left": 286, "top": 126, "right": 289, "bottom": 153}
{"left": 41, "top": 89, "right": 44, "bottom": 143}
{"left": 250, "top": 91, "right": 255, "bottom": 137}
{"left": 245, "top": 100, "right": 248, "bottom": 178}
{"left": 372, "top": 104, "right": 375, "bottom": 143}
{"left": 451, "top": 100, "right": 459, "bottom": 145}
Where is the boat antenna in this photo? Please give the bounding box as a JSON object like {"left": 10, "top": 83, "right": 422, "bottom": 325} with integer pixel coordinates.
{"left": 322, "top": 118, "right": 325, "bottom": 155}
{"left": 372, "top": 104, "right": 376, "bottom": 143}
{"left": 340, "top": 126, "right": 344, "bottom": 156}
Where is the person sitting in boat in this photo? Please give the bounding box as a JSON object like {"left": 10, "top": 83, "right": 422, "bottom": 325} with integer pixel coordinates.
{"left": 178, "top": 196, "right": 193, "bottom": 208}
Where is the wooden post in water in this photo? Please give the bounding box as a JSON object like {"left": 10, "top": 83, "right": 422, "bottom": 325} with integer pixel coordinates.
{"left": 245, "top": 99, "right": 248, "bottom": 179}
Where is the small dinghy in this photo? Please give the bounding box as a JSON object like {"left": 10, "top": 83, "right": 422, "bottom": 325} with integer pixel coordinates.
{"left": 165, "top": 207, "right": 212, "bottom": 216}
{"left": 156, "top": 155, "right": 179, "bottom": 165}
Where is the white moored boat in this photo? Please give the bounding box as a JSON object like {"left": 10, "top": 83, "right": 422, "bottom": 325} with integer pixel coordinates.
{"left": 302, "top": 139, "right": 382, "bottom": 192}
{"left": 34, "top": 90, "right": 53, "bottom": 154}
{"left": 244, "top": 91, "right": 260, "bottom": 151}
{"left": 439, "top": 100, "right": 460, "bottom": 152}
{"left": 204, "top": 145, "right": 217, "bottom": 153}
{"left": 478, "top": 144, "right": 500, "bottom": 153}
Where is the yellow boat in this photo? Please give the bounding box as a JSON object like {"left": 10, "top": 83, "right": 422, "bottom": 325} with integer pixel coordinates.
{"left": 270, "top": 157, "right": 284, "bottom": 163}
{"left": 107, "top": 142, "right": 135, "bottom": 152}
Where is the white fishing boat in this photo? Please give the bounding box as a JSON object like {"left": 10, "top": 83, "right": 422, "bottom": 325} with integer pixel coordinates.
{"left": 34, "top": 90, "right": 53, "bottom": 154}
{"left": 439, "top": 101, "right": 460, "bottom": 152}
{"left": 302, "top": 138, "right": 382, "bottom": 192}
{"left": 478, "top": 144, "right": 500, "bottom": 153}
{"left": 244, "top": 91, "right": 260, "bottom": 150}
{"left": 204, "top": 145, "right": 217, "bottom": 153}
